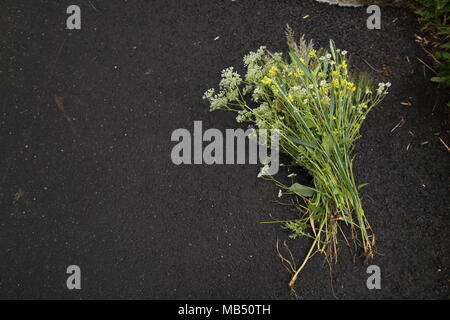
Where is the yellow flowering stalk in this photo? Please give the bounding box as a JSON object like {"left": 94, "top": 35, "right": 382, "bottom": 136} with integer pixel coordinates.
{"left": 203, "top": 28, "right": 390, "bottom": 290}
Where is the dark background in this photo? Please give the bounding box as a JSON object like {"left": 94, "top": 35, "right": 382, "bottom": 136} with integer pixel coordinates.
{"left": 0, "top": 0, "right": 448, "bottom": 299}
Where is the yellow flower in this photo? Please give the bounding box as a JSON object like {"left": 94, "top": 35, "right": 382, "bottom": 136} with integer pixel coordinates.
{"left": 269, "top": 65, "right": 279, "bottom": 76}
{"left": 332, "top": 116, "right": 337, "bottom": 120}
{"left": 309, "top": 50, "right": 317, "bottom": 58}
{"left": 294, "top": 68, "right": 304, "bottom": 78}
{"left": 320, "top": 97, "right": 330, "bottom": 105}
{"left": 288, "top": 94, "right": 294, "bottom": 102}
{"left": 318, "top": 72, "right": 325, "bottom": 78}
{"left": 358, "top": 103, "right": 368, "bottom": 109}
{"left": 339, "top": 60, "right": 347, "bottom": 70}
{"left": 271, "top": 85, "right": 279, "bottom": 94}
{"left": 333, "top": 79, "right": 340, "bottom": 88}
{"left": 346, "top": 81, "right": 356, "bottom": 91}
{"left": 319, "top": 87, "right": 329, "bottom": 95}
{"left": 261, "top": 76, "right": 272, "bottom": 85}
{"left": 331, "top": 70, "right": 340, "bottom": 77}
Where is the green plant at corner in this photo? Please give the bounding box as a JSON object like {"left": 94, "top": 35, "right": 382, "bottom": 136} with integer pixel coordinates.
{"left": 411, "top": 0, "right": 450, "bottom": 103}
{"left": 203, "top": 29, "right": 389, "bottom": 290}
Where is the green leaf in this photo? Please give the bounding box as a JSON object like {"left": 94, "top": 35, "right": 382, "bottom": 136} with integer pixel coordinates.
{"left": 329, "top": 89, "right": 335, "bottom": 120}
{"left": 440, "top": 42, "right": 450, "bottom": 50}
{"left": 358, "top": 183, "right": 369, "bottom": 190}
{"left": 322, "top": 135, "right": 334, "bottom": 154}
{"left": 431, "top": 76, "right": 450, "bottom": 83}
{"left": 329, "top": 39, "right": 337, "bottom": 62}
{"left": 289, "top": 183, "right": 316, "bottom": 198}
{"left": 286, "top": 135, "right": 319, "bottom": 150}
{"left": 307, "top": 202, "right": 320, "bottom": 215}
{"left": 435, "top": 51, "right": 450, "bottom": 60}
{"left": 304, "top": 117, "right": 316, "bottom": 129}
{"left": 289, "top": 52, "right": 313, "bottom": 81}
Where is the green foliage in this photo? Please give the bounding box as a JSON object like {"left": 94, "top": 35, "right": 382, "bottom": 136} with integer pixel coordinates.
{"left": 412, "top": 0, "right": 450, "bottom": 90}
{"left": 283, "top": 219, "right": 309, "bottom": 240}
{"left": 203, "top": 29, "right": 389, "bottom": 288}
{"left": 288, "top": 183, "right": 317, "bottom": 198}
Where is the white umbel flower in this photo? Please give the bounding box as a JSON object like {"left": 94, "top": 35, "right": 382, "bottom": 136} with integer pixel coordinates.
{"left": 257, "top": 164, "right": 271, "bottom": 178}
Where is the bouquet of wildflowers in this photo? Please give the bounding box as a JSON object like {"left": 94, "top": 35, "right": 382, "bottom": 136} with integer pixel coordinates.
{"left": 203, "top": 29, "right": 390, "bottom": 289}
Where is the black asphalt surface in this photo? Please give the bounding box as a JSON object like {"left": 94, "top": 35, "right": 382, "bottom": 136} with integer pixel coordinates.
{"left": 0, "top": 0, "right": 448, "bottom": 299}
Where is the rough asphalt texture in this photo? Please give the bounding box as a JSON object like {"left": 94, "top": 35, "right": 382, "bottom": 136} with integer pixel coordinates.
{"left": 0, "top": 0, "right": 448, "bottom": 299}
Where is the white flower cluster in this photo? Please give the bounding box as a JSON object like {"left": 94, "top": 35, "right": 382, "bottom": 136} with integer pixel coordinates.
{"left": 271, "top": 52, "right": 283, "bottom": 62}
{"left": 243, "top": 46, "right": 266, "bottom": 67}
{"left": 244, "top": 64, "right": 263, "bottom": 86}
{"left": 236, "top": 110, "right": 252, "bottom": 123}
{"left": 290, "top": 86, "right": 308, "bottom": 96}
{"left": 319, "top": 53, "right": 332, "bottom": 61}
{"left": 243, "top": 46, "right": 267, "bottom": 97}
{"left": 202, "top": 88, "right": 228, "bottom": 111}
{"left": 248, "top": 127, "right": 258, "bottom": 140}
{"left": 376, "top": 82, "right": 391, "bottom": 95}
{"left": 203, "top": 67, "right": 243, "bottom": 111}
{"left": 287, "top": 173, "right": 297, "bottom": 178}
{"left": 336, "top": 49, "right": 347, "bottom": 55}
{"left": 257, "top": 163, "right": 272, "bottom": 178}
{"left": 253, "top": 102, "right": 274, "bottom": 129}
{"left": 219, "top": 67, "right": 242, "bottom": 100}
{"left": 251, "top": 87, "right": 263, "bottom": 102}
{"left": 320, "top": 80, "right": 329, "bottom": 88}
{"left": 220, "top": 67, "right": 242, "bottom": 91}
